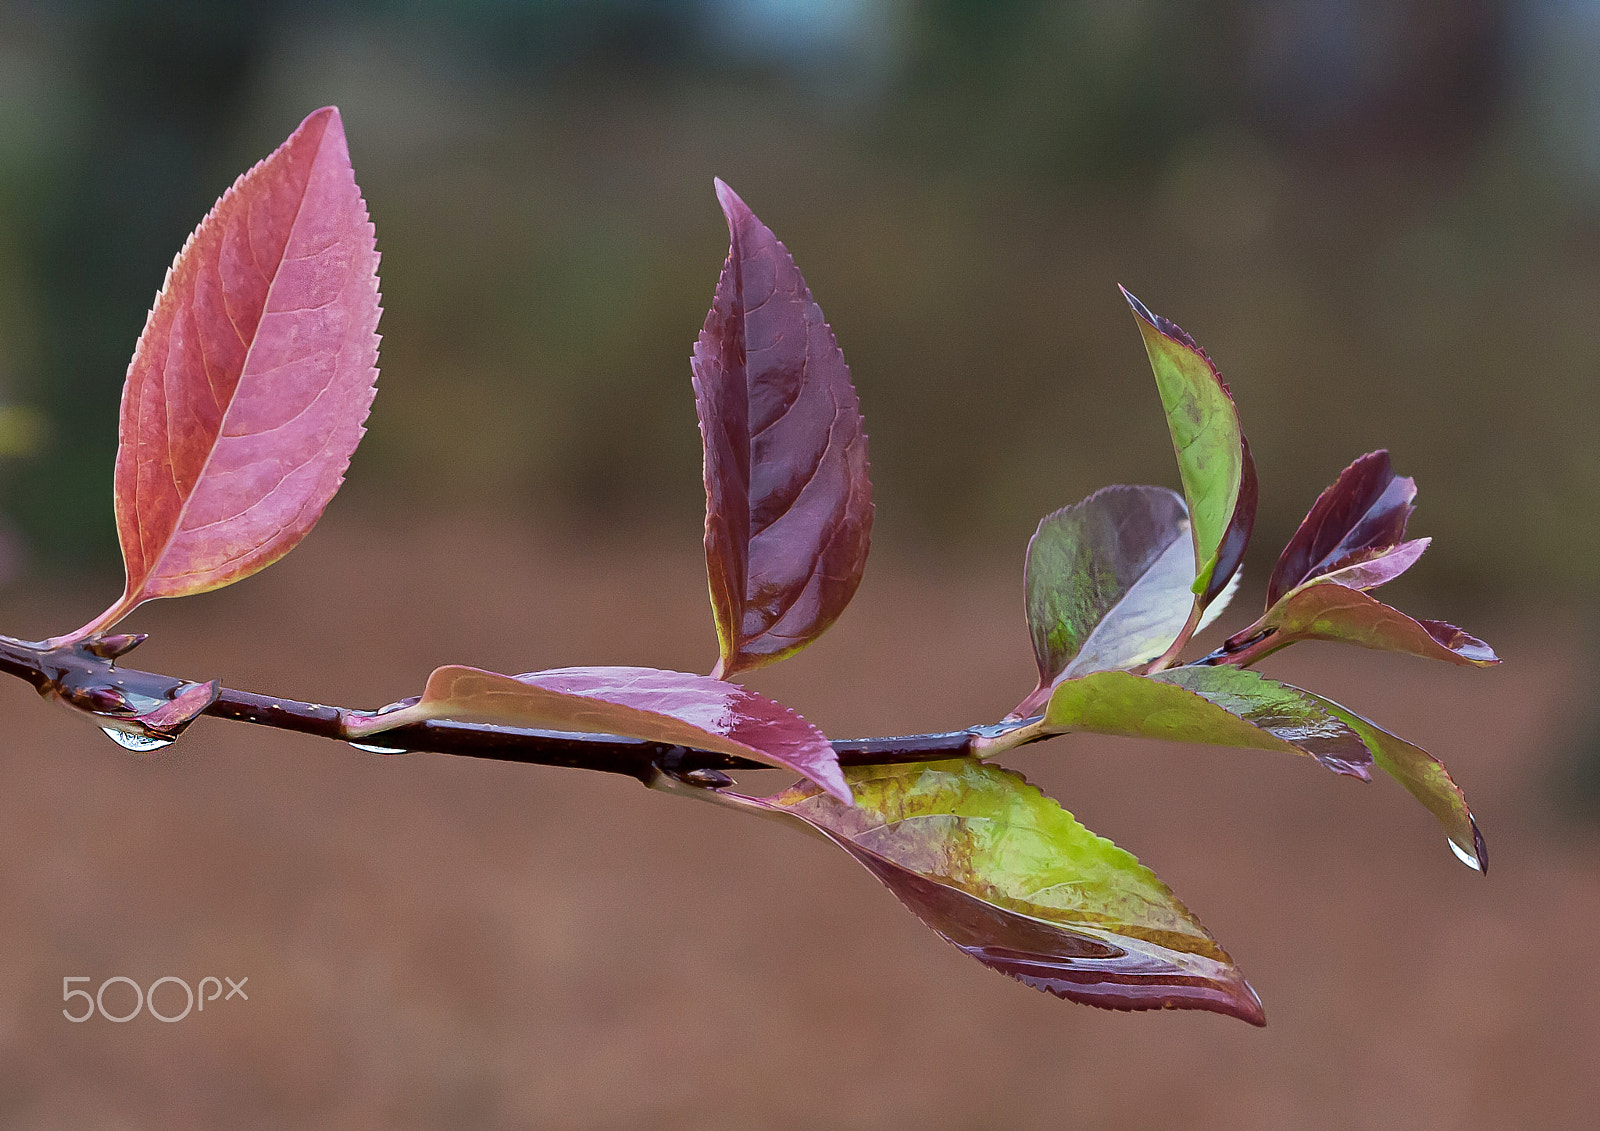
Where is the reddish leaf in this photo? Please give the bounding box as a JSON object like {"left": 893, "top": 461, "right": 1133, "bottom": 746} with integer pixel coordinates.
{"left": 719, "top": 759, "right": 1264, "bottom": 1024}
{"left": 1247, "top": 583, "right": 1498, "bottom": 667}
{"left": 347, "top": 664, "right": 849, "bottom": 802}
{"left": 137, "top": 678, "right": 221, "bottom": 734}
{"left": 1268, "top": 450, "right": 1416, "bottom": 608}
{"left": 693, "top": 180, "right": 872, "bottom": 679}
{"left": 61, "top": 107, "right": 380, "bottom": 642}
{"left": 1312, "top": 538, "right": 1430, "bottom": 592}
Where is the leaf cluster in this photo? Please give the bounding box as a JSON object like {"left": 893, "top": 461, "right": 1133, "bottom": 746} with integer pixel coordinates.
{"left": 8, "top": 109, "right": 1498, "bottom": 1026}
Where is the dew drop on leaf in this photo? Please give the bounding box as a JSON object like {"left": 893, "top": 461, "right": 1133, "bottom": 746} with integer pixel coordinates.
{"left": 1447, "top": 837, "right": 1482, "bottom": 871}
{"left": 101, "top": 727, "right": 174, "bottom": 752}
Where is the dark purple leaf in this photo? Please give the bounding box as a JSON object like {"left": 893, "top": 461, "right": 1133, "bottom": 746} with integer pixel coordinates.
{"left": 1268, "top": 450, "right": 1416, "bottom": 608}
{"left": 693, "top": 180, "right": 872, "bottom": 679}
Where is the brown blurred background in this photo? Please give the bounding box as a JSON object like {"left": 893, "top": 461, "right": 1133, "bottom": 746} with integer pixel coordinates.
{"left": 0, "top": 1, "right": 1598, "bottom": 1126}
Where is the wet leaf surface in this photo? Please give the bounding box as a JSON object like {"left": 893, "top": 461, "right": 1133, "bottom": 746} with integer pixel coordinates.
{"left": 726, "top": 758, "right": 1264, "bottom": 1024}
{"left": 351, "top": 664, "right": 848, "bottom": 801}
{"left": 1014, "top": 485, "right": 1243, "bottom": 716}
{"left": 1251, "top": 583, "right": 1498, "bottom": 667}
{"left": 1041, "top": 668, "right": 1371, "bottom": 777}
{"left": 1309, "top": 537, "right": 1430, "bottom": 592}
{"left": 1298, "top": 692, "right": 1488, "bottom": 872}
{"left": 1153, "top": 666, "right": 1372, "bottom": 778}
{"left": 693, "top": 181, "right": 872, "bottom": 679}
{"left": 1268, "top": 450, "right": 1416, "bottom": 608}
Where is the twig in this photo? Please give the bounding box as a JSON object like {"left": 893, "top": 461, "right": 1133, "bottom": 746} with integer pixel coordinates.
{"left": 0, "top": 634, "right": 1021, "bottom": 785}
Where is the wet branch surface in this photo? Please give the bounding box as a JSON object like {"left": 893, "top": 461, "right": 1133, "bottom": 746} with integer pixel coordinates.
{"left": 0, "top": 634, "right": 996, "bottom": 785}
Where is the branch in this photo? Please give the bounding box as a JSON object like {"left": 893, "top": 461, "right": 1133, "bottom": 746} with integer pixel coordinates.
{"left": 0, "top": 635, "right": 1014, "bottom": 786}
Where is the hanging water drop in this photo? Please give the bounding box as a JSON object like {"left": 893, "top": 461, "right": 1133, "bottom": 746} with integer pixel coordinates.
{"left": 348, "top": 741, "right": 405, "bottom": 754}
{"left": 101, "top": 727, "right": 174, "bottom": 752}
{"left": 1447, "top": 837, "right": 1482, "bottom": 871}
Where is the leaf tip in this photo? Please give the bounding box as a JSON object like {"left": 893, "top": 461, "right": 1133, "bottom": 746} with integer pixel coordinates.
{"left": 295, "top": 105, "right": 344, "bottom": 147}
{"left": 713, "top": 177, "right": 748, "bottom": 226}
{"left": 1118, "top": 284, "right": 1156, "bottom": 326}
{"left": 1237, "top": 980, "right": 1268, "bottom": 1027}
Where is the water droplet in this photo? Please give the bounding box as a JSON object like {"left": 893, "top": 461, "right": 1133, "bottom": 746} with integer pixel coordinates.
{"left": 348, "top": 741, "right": 405, "bottom": 754}
{"left": 101, "top": 727, "right": 174, "bottom": 752}
{"left": 1447, "top": 837, "right": 1482, "bottom": 871}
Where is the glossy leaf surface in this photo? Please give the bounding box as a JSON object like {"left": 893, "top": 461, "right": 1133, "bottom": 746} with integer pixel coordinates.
{"left": 732, "top": 758, "right": 1263, "bottom": 1024}
{"left": 1250, "top": 583, "right": 1498, "bottom": 667}
{"left": 1311, "top": 537, "right": 1429, "bottom": 592}
{"left": 350, "top": 665, "right": 848, "bottom": 802}
{"left": 1152, "top": 666, "right": 1371, "bottom": 778}
{"left": 1268, "top": 450, "right": 1415, "bottom": 608}
{"left": 1042, "top": 668, "right": 1370, "bottom": 777}
{"left": 693, "top": 180, "right": 872, "bottom": 679}
{"left": 1301, "top": 693, "right": 1487, "bottom": 871}
{"left": 1122, "top": 288, "right": 1257, "bottom": 608}
{"left": 138, "top": 678, "right": 221, "bottom": 734}
{"left": 67, "top": 107, "right": 380, "bottom": 641}
{"left": 1015, "top": 485, "right": 1239, "bottom": 717}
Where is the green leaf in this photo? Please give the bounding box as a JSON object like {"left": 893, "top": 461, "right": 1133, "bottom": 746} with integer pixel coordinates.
{"left": 1025, "top": 486, "right": 1189, "bottom": 681}
{"left": 1298, "top": 692, "right": 1487, "bottom": 872}
{"left": 1014, "top": 485, "right": 1243, "bottom": 717}
{"left": 1121, "top": 288, "right": 1257, "bottom": 609}
{"left": 728, "top": 758, "right": 1263, "bottom": 1024}
{"left": 1041, "top": 667, "right": 1372, "bottom": 778}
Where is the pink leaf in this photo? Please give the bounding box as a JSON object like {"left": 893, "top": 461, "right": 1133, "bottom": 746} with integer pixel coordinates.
{"left": 348, "top": 665, "right": 850, "bottom": 803}
{"left": 61, "top": 107, "right": 379, "bottom": 642}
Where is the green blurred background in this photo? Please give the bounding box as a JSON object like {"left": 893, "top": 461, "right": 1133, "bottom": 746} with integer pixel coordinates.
{"left": 0, "top": 0, "right": 1596, "bottom": 595}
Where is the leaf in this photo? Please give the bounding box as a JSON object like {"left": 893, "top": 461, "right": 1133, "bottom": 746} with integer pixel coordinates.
{"left": 693, "top": 180, "right": 873, "bottom": 680}
{"left": 1040, "top": 667, "right": 1372, "bottom": 778}
{"left": 1309, "top": 537, "right": 1430, "bottom": 592}
{"left": 137, "top": 678, "right": 221, "bottom": 734}
{"left": 62, "top": 107, "right": 380, "bottom": 643}
{"left": 347, "top": 664, "right": 849, "bottom": 803}
{"left": 1247, "top": 583, "right": 1498, "bottom": 667}
{"left": 1152, "top": 666, "right": 1371, "bottom": 777}
{"left": 726, "top": 758, "right": 1264, "bottom": 1024}
{"left": 1121, "top": 288, "right": 1257, "bottom": 609}
{"left": 1299, "top": 693, "right": 1487, "bottom": 872}
{"left": 1013, "top": 485, "right": 1239, "bottom": 717}
{"left": 1268, "top": 450, "right": 1416, "bottom": 608}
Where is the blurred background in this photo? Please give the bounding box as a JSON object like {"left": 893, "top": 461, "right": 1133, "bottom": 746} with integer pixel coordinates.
{"left": 0, "top": 1, "right": 1598, "bottom": 1126}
